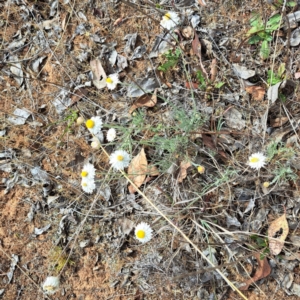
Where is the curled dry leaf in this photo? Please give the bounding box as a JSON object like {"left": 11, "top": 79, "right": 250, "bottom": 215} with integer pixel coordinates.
{"left": 192, "top": 32, "right": 209, "bottom": 80}
{"left": 182, "top": 26, "right": 194, "bottom": 39}
{"left": 129, "top": 89, "right": 157, "bottom": 113}
{"left": 240, "top": 252, "right": 271, "bottom": 291}
{"left": 185, "top": 82, "right": 199, "bottom": 89}
{"left": 270, "top": 116, "right": 288, "bottom": 128}
{"left": 233, "top": 64, "right": 255, "bottom": 79}
{"left": 245, "top": 86, "right": 265, "bottom": 101}
{"left": 113, "top": 17, "right": 123, "bottom": 26}
{"left": 210, "top": 58, "right": 217, "bottom": 82}
{"left": 268, "top": 212, "right": 289, "bottom": 255}
{"left": 198, "top": 0, "right": 207, "bottom": 6}
{"left": 267, "top": 81, "right": 282, "bottom": 104}
{"left": 128, "top": 148, "right": 148, "bottom": 194}
{"left": 177, "top": 161, "right": 192, "bottom": 183}
{"left": 90, "top": 58, "right": 107, "bottom": 89}
{"left": 147, "top": 164, "right": 160, "bottom": 176}
{"left": 71, "top": 88, "right": 88, "bottom": 105}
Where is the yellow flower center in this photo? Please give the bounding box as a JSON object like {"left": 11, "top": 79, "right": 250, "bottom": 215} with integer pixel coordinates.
{"left": 44, "top": 285, "right": 55, "bottom": 291}
{"left": 263, "top": 182, "right": 270, "bottom": 188}
{"left": 136, "top": 230, "right": 145, "bottom": 239}
{"left": 197, "top": 166, "right": 205, "bottom": 174}
{"left": 81, "top": 170, "right": 88, "bottom": 177}
{"left": 116, "top": 155, "right": 124, "bottom": 161}
{"left": 250, "top": 157, "right": 259, "bottom": 163}
{"left": 86, "top": 119, "right": 95, "bottom": 129}
{"left": 106, "top": 78, "right": 113, "bottom": 84}
{"left": 82, "top": 182, "right": 87, "bottom": 187}
{"left": 164, "top": 13, "right": 171, "bottom": 20}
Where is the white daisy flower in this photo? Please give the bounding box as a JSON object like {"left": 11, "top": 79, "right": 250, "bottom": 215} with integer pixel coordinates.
{"left": 109, "top": 150, "right": 131, "bottom": 170}
{"left": 106, "top": 74, "right": 119, "bottom": 90}
{"left": 135, "top": 222, "right": 153, "bottom": 243}
{"left": 42, "top": 276, "right": 60, "bottom": 295}
{"left": 160, "top": 11, "right": 180, "bottom": 30}
{"left": 85, "top": 116, "right": 102, "bottom": 135}
{"left": 81, "top": 163, "right": 95, "bottom": 180}
{"left": 106, "top": 128, "right": 117, "bottom": 142}
{"left": 81, "top": 178, "right": 96, "bottom": 194}
{"left": 248, "top": 152, "right": 267, "bottom": 170}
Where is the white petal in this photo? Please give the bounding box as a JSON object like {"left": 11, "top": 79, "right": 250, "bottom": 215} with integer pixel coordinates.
{"left": 42, "top": 276, "right": 60, "bottom": 295}
{"left": 107, "top": 128, "right": 116, "bottom": 142}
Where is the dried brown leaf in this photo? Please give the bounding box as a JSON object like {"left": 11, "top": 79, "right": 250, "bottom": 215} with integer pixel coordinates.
{"left": 113, "top": 17, "right": 123, "bottom": 26}
{"left": 128, "top": 148, "right": 148, "bottom": 194}
{"left": 177, "top": 161, "right": 192, "bottom": 183}
{"left": 240, "top": 252, "right": 271, "bottom": 291}
{"left": 270, "top": 117, "right": 288, "bottom": 128}
{"left": 197, "top": 0, "right": 207, "bottom": 6}
{"left": 90, "top": 59, "right": 107, "bottom": 89}
{"left": 268, "top": 212, "right": 289, "bottom": 255}
{"left": 71, "top": 88, "right": 88, "bottom": 105}
{"left": 210, "top": 58, "right": 217, "bottom": 82}
{"left": 182, "top": 26, "right": 194, "bottom": 39}
{"left": 185, "top": 82, "right": 199, "bottom": 89}
{"left": 129, "top": 89, "right": 157, "bottom": 113}
{"left": 192, "top": 32, "right": 209, "bottom": 80}
{"left": 147, "top": 164, "right": 160, "bottom": 176}
{"left": 245, "top": 86, "right": 265, "bottom": 101}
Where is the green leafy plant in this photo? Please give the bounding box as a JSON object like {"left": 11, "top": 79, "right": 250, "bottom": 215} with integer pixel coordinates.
{"left": 247, "top": 13, "right": 281, "bottom": 59}
{"left": 158, "top": 48, "right": 181, "bottom": 72}
{"left": 250, "top": 235, "right": 270, "bottom": 259}
{"left": 215, "top": 81, "right": 225, "bottom": 89}
{"left": 267, "top": 70, "right": 281, "bottom": 85}
{"left": 267, "top": 141, "right": 295, "bottom": 161}
{"left": 271, "top": 163, "right": 298, "bottom": 185}
{"left": 267, "top": 63, "right": 285, "bottom": 85}
{"left": 196, "top": 70, "right": 207, "bottom": 90}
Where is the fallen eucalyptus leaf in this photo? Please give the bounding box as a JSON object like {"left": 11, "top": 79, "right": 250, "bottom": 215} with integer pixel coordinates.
{"left": 119, "top": 218, "right": 134, "bottom": 235}
{"left": 245, "top": 86, "right": 265, "bottom": 101}
{"left": 224, "top": 108, "right": 245, "bottom": 130}
{"left": 34, "top": 224, "right": 51, "bottom": 236}
{"left": 7, "top": 254, "right": 19, "bottom": 283}
{"left": 129, "top": 89, "right": 157, "bottom": 113}
{"left": 128, "top": 148, "right": 148, "bottom": 193}
{"left": 90, "top": 58, "right": 107, "bottom": 89}
{"left": 240, "top": 252, "right": 271, "bottom": 290}
{"left": 8, "top": 108, "right": 31, "bottom": 125}
{"left": 233, "top": 64, "right": 255, "bottom": 79}
{"left": 10, "top": 58, "right": 23, "bottom": 86}
{"left": 124, "top": 33, "right": 137, "bottom": 55}
{"left": 290, "top": 28, "right": 300, "bottom": 46}
{"left": 268, "top": 212, "right": 289, "bottom": 255}
{"left": 177, "top": 161, "right": 192, "bottom": 183}
{"left": 127, "top": 77, "right": 159, "bottom": 98}
{"left": 267, "top": 81, "right": 282, "bottom": 103}
{"left": 131, "top": 45, "right": 147, "bottom": 60}
{"left": 31, "top": 56, "right": 47, "bottom": 73}
{"left": 149, "top": 33, "right": 173, "bottom": 58}
{"left": 117, "top": 54, "right": 128, "bottom": 71}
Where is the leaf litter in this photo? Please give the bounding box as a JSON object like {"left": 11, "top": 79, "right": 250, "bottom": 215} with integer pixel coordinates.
{"left": 1, "top": 0, "right": 300, "bottom": 299}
